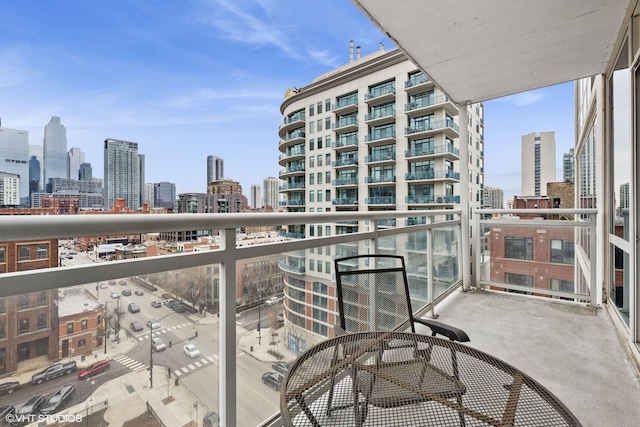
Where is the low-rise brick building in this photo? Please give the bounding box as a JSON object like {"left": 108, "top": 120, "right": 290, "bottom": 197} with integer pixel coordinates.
{"left": 57, "top": 288, "right": 103, "bottom": 359}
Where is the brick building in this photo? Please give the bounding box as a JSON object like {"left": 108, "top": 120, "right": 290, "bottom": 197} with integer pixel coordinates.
{"left": 0, "top": 221, "right": 59, "bottom": 374}
{"left": 57, "top": 288, "right": 104, "bottom": 359}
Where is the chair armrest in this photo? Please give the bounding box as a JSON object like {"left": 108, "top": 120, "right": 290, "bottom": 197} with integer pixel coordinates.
{"left": 415, "top": 318, "right": 470, "bottom": 342}
{"left": 334, "top": 324, "right": 347, "bottom": 336}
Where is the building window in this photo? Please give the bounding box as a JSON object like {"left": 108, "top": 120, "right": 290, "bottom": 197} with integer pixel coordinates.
{"left": 504, "top": 237, "right": 533, "bottom": 260}
{"left": 309, "top": 156, "right": 314, "bottom": 168}
{"left": 67, "top": 322, "right": 74, "bottom": 334}
{"left": 0, "top": 318, "right": 5, "bottom": 339}
{"left": 317, "top": 101, "right": 322, "bottom": 114}
{"left": 312, "top": 322, "right": 328, "bottom": 337}
{"left": 81, "top": 319, "right": 88, "bottom": 331}
{"left": 312, "top": 294, "right": 328, "bottom": 308}
{"left": 309, "top": 259, "right": 315, "bottom": 271}
{"left": 325, "top": 154, "right": 331, "bottom": 166}
{"left": 36, "top": 244, "right": 48, "bottom": 260}
{"left": 0, "top": 299, "right": 4, "bottom": 314}
{"left": 312, "top": 282, "right": 327, "bottom": 294}
{"left": 317, "top": 172, "right": 323, "bottom": 184}
{"left": 18, "top": 317, "right": 29, "bottom": 334}
{"left": 550, "top": 240, "right": 575, "bottom": 264}
{"left": 77, "top": 339, "right": 86, "bottom": 348}
{"left": 37, "top": 291, "right": 47, "bottom": 306}
{"left": 317, "top": 155, "right": 322, "bottom": 167}
{"left": 309, "top": 226, "right": 315, "bottom": 237}
{"left": 325, "top": 99, "right": 331, "bottom": 111}
{"left": 18, "top": 295, "right": 29, "bottom": 310}
{"left": 505, "top": 273, "right": 533, "bottom": 295}
{"left": 309, "top": 104, "right": 314, "bottom": 116}
{"left": 325, "top": 117, "right": 331, "bottom": 130}
{"left": 317, "top": 137, "right": 323, "bottom": 149}
{"left": 37, "top": 314, "right": 47, "bottom": 330}
{"left": 18, "top": 245, "right": 30, "bottom": 261}
{"left": 0, "top": 247, "right": 5, "bottom": 263}
{"left": 309, "top": 192, "right": 314, "bottom": 202}
{"left": 309, "top": 174, "right": 314, "bottom": 185}
{"left": 309, "top": 122, "right": 315, "bottom": 133}
{"left": 312, "top": 308, "right": 327, "bottom": 322}
{"left": 309, "top": 139, "right": 314, "bottom": 151}
{"left": 317, "top": 190, "right": 323, "bottom": 202}
{"left": 317, "top": 119, "right": 322, "bottom": 132}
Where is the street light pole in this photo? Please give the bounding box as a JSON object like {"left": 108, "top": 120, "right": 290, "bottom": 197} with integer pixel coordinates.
{"left": 257, "top": 288, "right": 262, "bottom": 345}
{"left": 149, "top": 323, "right": 154, "bottom": 388}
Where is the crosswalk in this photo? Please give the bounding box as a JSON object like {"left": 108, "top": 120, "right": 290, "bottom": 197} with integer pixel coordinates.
{"left": 173, "top": 355, "right": 219, "bottom": 377}
{"left": 136, "top": 322, "right": 193, "bottom": 341}
{"left": 113, "top": 354, "right": 147, "bottom": 372}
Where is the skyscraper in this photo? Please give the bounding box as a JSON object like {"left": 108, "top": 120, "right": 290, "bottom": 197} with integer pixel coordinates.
{"left": 138, "top": 154, "right": 146, "bottom": 208}
{"left": 78, "top": 163, "right": 92, "bottom": 181}
{"left": 154, "top": 181, "right": 176, "bottom": 209}
{"left": 67, "top": 147, "right": 85, "bottom": 180}
{"left": 482, "top": 186, "right": 504, "bottom": 209}
{"left": 144, "top": 183, "right": 155, "bottom": 208}
{"left": 207, "top": 155, "right": 224, "bottom": 185}
{"left": 29, "top": 155, "right": 41, "bottom": 205}
{"left": 0, "top": 125, "right": 30, "bottom": 205}
{"left": 278, "top": 47, "right": 484, "bottom": 346}
{"left": 263, "top": 176, "right": 280, "bottom": 210}
{"left": 43, "top": 116, "right": 68, "bottom": 188}
{"left": 563, "top": 148, "right": 575, "bottom": 183}
{"left": 250, "top": 184, "right": 261, "bottom": 209}
{"left": 521, "top": 131, "right": 556, "bottom": 196}
{"left": 103, "top": 138, "right": 140, "bottom": 210}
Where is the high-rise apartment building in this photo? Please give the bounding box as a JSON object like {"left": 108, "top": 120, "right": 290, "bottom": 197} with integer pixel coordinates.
{"left": 521, "top": 131, "right": 556, "bottom": 196}
{"left": 67, "top": 147, "right": 85, "bottom": 180}
{"left": 79, "top": 163, "right": 92, "bottom": 181}
{"left": 138, "top": 154, "right": 145, "bottom": 209}
{"left": 0, "top": 172, "right": 20, "bottom": 206}
{"left": 43, "top": 116, "right": 68, "bottom": 188}
{"left": 250, "top": 185, "right": 261, "bottom": 209}
{"left": 144, "top": 183, "right": 155, "bottom": 208}
{"left": 154, "top": 181, "right": 176, "bottom": 209}
{"left": 29, "top": 156, "right": 41, "bottom": 205}
{"left": 0, "top": 126, "right": 29, "bottom": 205}
{"left": 263, "top": 176, "right": 280, "bottom": 210}
{"left": 482, "top": 186, "right": 504, "bottom": 209}
{"left": 563, "top": 148, "right": 575, "bottom": 183}
{"left": 207, "top": 155, "right": 224, "bottom": 185}
{"left": 278, "top": 47, "right": 484, "bottom": 348}
{"left": 103, "top": 138, "right": 141, "bottom": 210}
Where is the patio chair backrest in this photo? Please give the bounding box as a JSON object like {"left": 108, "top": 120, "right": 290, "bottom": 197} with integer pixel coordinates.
{"left": 334, "top": 254, "right": 416, "bottom": 333}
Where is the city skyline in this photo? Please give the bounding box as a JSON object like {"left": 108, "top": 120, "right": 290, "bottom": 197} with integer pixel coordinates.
{"left": 0, "top": 0, "right": 574, "bottom": 201}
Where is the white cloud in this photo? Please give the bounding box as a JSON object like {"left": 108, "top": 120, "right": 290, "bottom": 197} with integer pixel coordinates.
{"left": 506, "top": 91, "right": 545, "bottom": 107}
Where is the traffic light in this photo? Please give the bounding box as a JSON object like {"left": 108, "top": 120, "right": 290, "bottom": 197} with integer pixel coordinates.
{"left": 169, "top": 341, "right": 172, "bottom": 348}
{"left": 167, "top": 367, "right": 171, "bottom": 378}
{"left": 195, "top": 331, "right": 198, "bottom": 338}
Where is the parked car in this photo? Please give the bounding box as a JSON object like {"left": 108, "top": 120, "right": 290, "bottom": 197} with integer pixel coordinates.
{"left": 172, "top": 303, "right": 186, "bottom": 313}
{"left": 13, "top": 395, "right": 44, "bottom": 426}
{"left": 119, "top": 280, "right": 127, "bottom": 286}
{"left": 272, "top": 361, "right": 289, "bottom": 375}
{"left": 135, "top": 290, "right": 144, "bottom": 296}
{"left": 264, "top": 296, "right": 279, "bottom": 306}
{"left": 0, "top": 381, "right": 19, "bottom": 396}
{"left": 108, "top": 280, "right": 117, "bottom": 286}
{"left": 163, "top": 298, "right": 177, "bottom": 308}
{"left": 121, "top": 289, "right": 132, "bottom": 296}
{"left": 128, "top": 303, "right": 140, "bottom": 313}
{"left": 151, "top": 300, "right": 162, "bottom": 308}
{"left": 78, "top": 360, "right": 110, "bottom": 380}
{"left": 147, "top": 319, "right": 161, "bottom": 329}
{"left": 99, "top": 283, "right": 108, "bottom": 289}
{"left": 183, "top": 344, "right": 200, "bottom": 358}
{"left": 32, "top": 361, "right": 77, "bottom": 385}
{"left": 161, "top": 293, "right": 172, "bottom": 299}
{"left": 151, "top": 337, "right": 167, "bottom": 352}
{"left": 110, "top": 291, "right": 120, "bottom": 299}
{"left": 130, "top": 321, "right": 144, "bottom": 332}
{"left": 0, "top": 405, "right": 15, "bottom": 421}
{"left": 261, "top": 372, "right": 283, "bottom": 391}
{"left": 40, "top": 384, "right": 76, "bottom": 415}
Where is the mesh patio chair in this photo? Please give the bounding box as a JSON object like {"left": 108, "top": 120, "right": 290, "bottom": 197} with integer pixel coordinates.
{"left": 327, "top": 254, "right": 470, "bottom": 426}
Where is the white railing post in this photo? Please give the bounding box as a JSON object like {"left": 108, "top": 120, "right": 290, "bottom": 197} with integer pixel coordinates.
{"left": 220, "top": 227, "right": 237, "bottom": 427}
{"left": 589, "top": 213, "right": 599, "bottom": 306}
{"left": 427, "top": 215, "right": 436, "bottom": 318}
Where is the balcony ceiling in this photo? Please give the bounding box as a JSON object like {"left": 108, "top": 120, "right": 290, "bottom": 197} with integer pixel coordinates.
{"left": 352, "top": 0, "right": 630, "bottom": 103}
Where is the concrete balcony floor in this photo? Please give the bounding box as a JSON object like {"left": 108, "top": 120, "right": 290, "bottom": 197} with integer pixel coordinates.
{"left": 419, "top": 290, "right": 640, "bottom": 427}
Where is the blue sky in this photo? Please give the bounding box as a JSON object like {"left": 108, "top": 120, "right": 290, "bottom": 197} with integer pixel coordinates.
{"left": 0, "top": 0, "right": 574, "bottom": 201}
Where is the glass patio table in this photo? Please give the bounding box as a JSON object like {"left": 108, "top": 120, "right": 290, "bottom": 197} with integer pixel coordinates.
{"left": 281, "top": 331, "right": 581, "bottom": 426}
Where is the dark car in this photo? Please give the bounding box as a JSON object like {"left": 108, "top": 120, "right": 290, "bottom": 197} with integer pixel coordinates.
{"left": 40, "top": 384, "right": 75, "bottom": 415}
{"left": 203, "top": 411, "right": 220, "bottom": 427}
{"left": 0, "top": 381, "right": 19, "bottom": 396}
{"left": 128, "top": 303, "right": 140, "bottom": 313}
{"left": 78, "top": 360, "right": 110, "bottom": 380}
{"left": 13, "top": 395, "right": 44, "bottom": 426}
{"left": 108, "top": 280, "right": 116, "bottom": 286}
{"left": 0, "top": 405, "right": 15, "bottom": 421}
{"left": 130, "top": 321, "right": 144, "bottom": 332}
{"left": 271, "top": 361, "right": 289, "bottom": 375}
{"left": 261, "top": 372, "right": 283, "bottom": 391}
{"left": 121, "top": 289, "right": 132, "bottom": 296}
{"left": 172, "top": 303, "right": 186, "bottom": 313}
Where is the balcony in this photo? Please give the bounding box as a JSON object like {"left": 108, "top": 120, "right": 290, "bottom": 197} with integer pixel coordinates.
{"left": 405, "top": 118, "right": 459, "bottom": 139}
{"left": 365, "top": 175, "right": 396, "bottom": 183}
{"left": 404, "top": 73, "right": 432, "bottom": 94}
{"left": 331, "top": 177, "right": 358, "bottom": 187}
{"left": 331, "top": 96, "right": 359, "bottom": 114}
{"left": 406, "top": 194, "right": 461, "bottom": 204}
{"left": 404, "top": 95, "right": 458, "bottom": 117}
{"left": 364, "top": 85, "right": 396, "bottom": 105}
{"left": 332, "top": 157, "right": 358, "bottom": 168}
{"left": 365, "top": 129, "right": 396, "bottom": 144}
{"left": 1, "top": 209, "right": 639, "bottom": 427}
{"left": 364, "top": 107, "right": 396, "bottom": 125}
{"left": 406, "top": 142, "right": 460, "bottom": 160}
{"left": 332, "top": 117, "right": 358, "bottom": 133}
{"left": 364, "top": 196, "right": 396, "bottom": 204}
{"left": 405, "top": 169, "right": 460, "bottom": 182}
{"left": 278, "top": 113, "right": 306, "bottom": 137}
{"left": 278, "top": 182, "right": 305, "bottom": 191}
{"left": 331, "top": 137, "right": 359, "bottom": 150}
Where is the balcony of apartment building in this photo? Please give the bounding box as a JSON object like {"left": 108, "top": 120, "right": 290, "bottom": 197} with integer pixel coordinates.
{"left": 406, "top": 139, "right": 460, "bottom": 161}
{"left": 278, "top": 129, "right": 306, "bottom": 149}
{"left": 277, "top": 111, "right": 306, "bottom": 137}
{"left": 278, "top": 145, "right": 305, "bottom": 165}
{"left": 405, "top": 168, "right": 460, "bottom": 183}
{"left": 405, "top": 117, "right": 459, "bottom": 139}
{"left": 404, "top": 71, "right": 433, "bottom": 94}
{"left": 405, "top": 94, "right": 459, "bottom": 118}
{"left": 331, "top": 114, "right": 358, "bottom": 133}
{"left": 364, "top": 104, "right": 396, "bottom": 126}
{"left": 364, "top": 81, "right": 396, "bottom": 105}
{"left": 331, "top": 93, "right": 359, "bottom": 115}
{"left": 278, "top": 161, "right": 305, "bottom": 179}
{"left": 331, "top": 133, "right": 359, "bottom": 150}
{"left": 3, "top": 208, "right": 639, "bottom": 426}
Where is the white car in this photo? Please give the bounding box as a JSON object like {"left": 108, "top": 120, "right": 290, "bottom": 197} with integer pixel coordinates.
{"left": 110, "top": 291, "right": 120, "bottom": 299}
{"left": 183, "top": 344, "right": 200, "bottom": 358}
{"left": 152, "top": 337, "right": 167, "bottom": 352}
{"left": 264, "top": 296, "right": 279, "bottom": 305}
{"left": 147, "top": 319, "right": 161, "bottom": 330}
